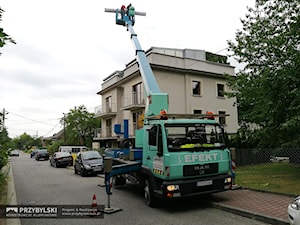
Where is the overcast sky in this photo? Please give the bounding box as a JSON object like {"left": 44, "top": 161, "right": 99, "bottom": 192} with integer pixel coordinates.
{"left": 0, "top": 0, "right": 255, "bottom": 138}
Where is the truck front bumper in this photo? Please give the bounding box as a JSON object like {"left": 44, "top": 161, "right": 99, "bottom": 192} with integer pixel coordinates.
{"left": 155, "top": 174, "right": 232, "bottom": 199}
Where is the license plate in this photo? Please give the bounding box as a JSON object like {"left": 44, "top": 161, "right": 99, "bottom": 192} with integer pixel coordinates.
{"left": 93, "top": 166, "right": 102, "bottom": 171}
{"left": 197, "top": 180, "right": 213, "bottom": 187}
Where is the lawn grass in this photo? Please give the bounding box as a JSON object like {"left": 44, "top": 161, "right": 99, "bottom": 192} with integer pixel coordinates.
{"left": 235, "top": 162, "right": 300, "bottom": 196}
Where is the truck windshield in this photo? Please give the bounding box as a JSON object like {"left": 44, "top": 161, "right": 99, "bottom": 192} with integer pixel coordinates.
{"left": 166, "top": 123, "right": 226, "bottom": 152}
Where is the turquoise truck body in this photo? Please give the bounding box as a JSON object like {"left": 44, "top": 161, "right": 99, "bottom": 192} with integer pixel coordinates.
{"left": 104, "top": 8, "right": 232, "bottom": 206}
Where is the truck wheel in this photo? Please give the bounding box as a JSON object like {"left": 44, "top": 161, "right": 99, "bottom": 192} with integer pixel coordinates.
{"left": 114, "top": 175, "right": 126, "bottom": 186}
{"left": 144, "top": 179, "right": 157, "bottom": 207}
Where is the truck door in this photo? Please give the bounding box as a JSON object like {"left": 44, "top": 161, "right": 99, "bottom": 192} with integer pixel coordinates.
{"left": 144, "top": 124, "right": 164, "bottom": 171}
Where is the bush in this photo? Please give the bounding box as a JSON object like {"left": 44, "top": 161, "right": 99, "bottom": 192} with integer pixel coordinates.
{"left": 0, "top": 149, "right": 8, "bottom": 170}
{"left": 47, "top": 140, "right": 64, "bottom": 155}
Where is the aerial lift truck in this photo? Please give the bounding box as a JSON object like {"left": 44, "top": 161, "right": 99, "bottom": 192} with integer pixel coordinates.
{"left": 103, "top": 7, "right": 233, "bottom": 207}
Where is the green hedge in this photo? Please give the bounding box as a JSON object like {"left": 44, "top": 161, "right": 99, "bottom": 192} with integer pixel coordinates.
{"left": 0, "top": 149, "right": 8, "bottom": 170}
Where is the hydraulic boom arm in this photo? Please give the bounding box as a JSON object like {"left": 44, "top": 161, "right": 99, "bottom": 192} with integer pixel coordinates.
{"left": 105, "top": 8, "right": 168, "bottom": 117}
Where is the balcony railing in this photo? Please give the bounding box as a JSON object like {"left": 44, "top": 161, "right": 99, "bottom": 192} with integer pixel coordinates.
{"left": 93, "top": 122, "right": 137, "bottom": 139}
{"left": 121, "top": 92, "right": 145, "bottom": 110}
{"left": 94, "top": 103, "right": 117, "bottom": 117}
{"left": 94, "top": 128, "right": 102, "bottom": 138}
{"left": 94, "top": 106, "right": 102, "bottom": 115}
{"left": 93, "top": 127, "right": 113, "bottom": 138}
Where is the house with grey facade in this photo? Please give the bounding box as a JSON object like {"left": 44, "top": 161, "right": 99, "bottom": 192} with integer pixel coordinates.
{"left": 93, "top": 47, "right": 239, "bottom": 149}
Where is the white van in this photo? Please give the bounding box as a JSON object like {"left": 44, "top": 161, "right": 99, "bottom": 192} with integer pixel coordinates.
{"left": 58, "top": 146, "right": 88, "bottom": 164}
{"left": 58, "top": 146, "right": 87, "bottom": 154}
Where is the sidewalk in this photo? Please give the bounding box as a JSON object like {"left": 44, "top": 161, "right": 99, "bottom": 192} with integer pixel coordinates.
{"left": 211, "top": 187, "right": 294, "bottom": 225}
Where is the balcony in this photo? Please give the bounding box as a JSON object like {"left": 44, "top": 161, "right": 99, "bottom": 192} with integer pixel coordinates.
{"left": 121, "top": 92, "right": 145, "bottom": 111}
{"left": 94, "top": 103, "right": 117, "bottom": 118}
{"left": 93, "top": 127, "right": 118, "bottom": 140}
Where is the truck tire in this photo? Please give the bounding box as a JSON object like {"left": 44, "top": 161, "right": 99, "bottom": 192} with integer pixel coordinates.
{"left": 144, "top": 179, "right": 157, "bottom": 207}
{"left": 114, "top": 175, "right": 126, "bottom": 186}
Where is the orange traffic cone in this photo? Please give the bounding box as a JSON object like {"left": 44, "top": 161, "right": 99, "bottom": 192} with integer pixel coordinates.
{"left": 90, "top": 194, "right": 97, "bottom": 216}
{"left": 92, "top": 194, "right": 97, "bottom": 207}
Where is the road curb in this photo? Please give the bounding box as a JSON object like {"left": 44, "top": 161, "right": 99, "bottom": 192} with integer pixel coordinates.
{"left": 212, "top": 202, "right": 289, "bottom": 225}
{"left": 6, "top": 160, "right": 21, "bottom": 225}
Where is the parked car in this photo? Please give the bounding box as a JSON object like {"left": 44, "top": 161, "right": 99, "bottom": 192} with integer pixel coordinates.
{"left": 288, "top": 196, "right": 300, "bottom": 225}
{"left": 35, "top": 149, "right": 49, "bottom": 161}
{"left": 9, "top": 150, "right": 19, "bottom": 157}
{"left": 30, "top": 149, "right": 38, "bottom": 158}
{"left": 74, "top": 151, "right": 103, "bottom": 176}
{"left": 50, "top": 152, "right": 73, "bottom": 168}
{"left": 58, "top": 146, "right": 87, "bottom": 154}
{"left": 270, "top": 156, "right": 289, "bottom": 163}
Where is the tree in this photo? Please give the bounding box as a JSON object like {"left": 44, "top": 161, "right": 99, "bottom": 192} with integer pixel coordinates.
{"left": 12, "top": 133, "right": 42, "bottom": 151}
{"left": 227, "top": 0, "right": 300, "bottom": 147}
{"left": 0, "top": 128, "right": 11, "bottom": 170}
{"left": 62, "top": 105, "right": 100, "bottom": 147}
{"left": 0, "top": 7, "right": 16, "bottom": 54}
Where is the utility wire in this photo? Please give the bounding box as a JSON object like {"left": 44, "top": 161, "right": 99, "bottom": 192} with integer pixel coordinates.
{"left": 9, "top": 112, "right": 58, "bottom": 127}
{"left": 42, "top": 122, "right": 62, "bottom": 137}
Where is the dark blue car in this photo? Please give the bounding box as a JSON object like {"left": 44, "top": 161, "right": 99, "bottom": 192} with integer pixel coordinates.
{"left": 35, "top": 149, "right": 49, "bottom": 161}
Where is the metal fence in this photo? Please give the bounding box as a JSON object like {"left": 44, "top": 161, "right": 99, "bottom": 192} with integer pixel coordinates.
{"left": 235, "top": 148, "right": 300, "bottom": 166}
{"left": 233, "top": 148, "right": 300, "bottom": 195}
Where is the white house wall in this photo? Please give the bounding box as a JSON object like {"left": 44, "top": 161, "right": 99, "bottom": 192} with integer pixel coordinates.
{"left": 97, "top": 47, "right": 239, "bottom": 146}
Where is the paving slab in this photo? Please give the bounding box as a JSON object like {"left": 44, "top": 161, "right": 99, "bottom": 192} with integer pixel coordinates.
{"left": 212, "top": 187, "right": 295, "bottom": 225}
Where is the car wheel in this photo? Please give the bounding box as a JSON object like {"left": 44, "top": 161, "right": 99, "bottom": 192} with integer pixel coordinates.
{"left": 144, "top": 179, "right": 157, "bottom": 207}
{"left": 81, "top": 169, "right": 87, "bottom": 177}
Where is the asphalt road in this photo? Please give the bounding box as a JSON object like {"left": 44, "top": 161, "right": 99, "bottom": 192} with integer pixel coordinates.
{"left": 8, "top": 151, "right": 271, "bottom": 225}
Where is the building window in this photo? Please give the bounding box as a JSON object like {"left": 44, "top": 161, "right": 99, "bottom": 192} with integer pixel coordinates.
{"left": 193, "top": 110, "right": 202, "bottom": 115}
{"left": 217, "top": 83, "right": 225, "bottom": 97}
{"left": 132, "top": 83, "right": 142, "bottom": 104}
{"left": 192, "top": 81, "right": 201, "bottom": 95}
{"left": 106, "top": 119, "right": 112, "bottom": 137}
{"left": 218, "top": 111, "right": 226, "bottom": 125}
{"left": 133, "top": 111, "right": 144, "bottom": 130}
{"left": 105, "top": 96, "right": 112, "bottom": 112}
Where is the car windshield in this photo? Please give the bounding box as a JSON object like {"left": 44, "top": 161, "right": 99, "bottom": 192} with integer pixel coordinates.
{"left": 166, "top": 123, "right": 226, "bottom": 152}
{"left": 38, "top": 149, "right": 48, "bottom": 153}
{"left": 82, "top": 151, "right": 101, "bottom": 160}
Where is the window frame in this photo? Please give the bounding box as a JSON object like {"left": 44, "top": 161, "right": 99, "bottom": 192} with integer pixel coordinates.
{"left": 218, "top": 110, "right": 226, "bottom": 125}
{"left": 192, "top": 80, "right": 202, "bottom": 96}
{"left": 216, "top": 83, "right": 225, "bottom": 98}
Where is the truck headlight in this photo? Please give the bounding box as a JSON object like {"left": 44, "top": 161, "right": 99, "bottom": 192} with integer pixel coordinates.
{"left": 224, "top": 177, "right": 232, "bottom": 184}
{"left": 166, "top": 185, "right": 180, "bottom": 192}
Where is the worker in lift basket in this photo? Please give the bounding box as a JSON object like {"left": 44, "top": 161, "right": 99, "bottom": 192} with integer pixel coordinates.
{"left": 127, "top": 4, "right": 135, "bottom": 25}
{"left": 120, "top": 5, "right": 126, "bottom": 19}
